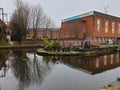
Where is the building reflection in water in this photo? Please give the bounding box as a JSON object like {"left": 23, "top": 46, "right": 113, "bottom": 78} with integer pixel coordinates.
{"left": 104, "top": 55, "right": 107, "bottom": 66}
{"left": 43, "top": 53, "right": 120, "bottom": 75}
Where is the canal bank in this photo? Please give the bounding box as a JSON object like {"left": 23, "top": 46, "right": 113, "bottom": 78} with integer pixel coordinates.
{"left": 0, "top": 44, "right": 117, "bottom": 57}
{"left": 0, "top": 44, "right": 42, "bottom": 50}
{"left": 36, "top": 47, "right": 116, "bottom": 56}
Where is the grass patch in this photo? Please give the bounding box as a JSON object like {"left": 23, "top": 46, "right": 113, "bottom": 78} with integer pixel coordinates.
{"left": 0, "top": 42, "right": 9, "bottom": 46}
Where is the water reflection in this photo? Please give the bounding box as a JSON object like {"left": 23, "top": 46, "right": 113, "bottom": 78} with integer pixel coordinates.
{"left": 0, "top": 49, "right": 53, "bottom": 90}
{"left": 0, "top": 50, "right": 120, "bottom": 90}
{"left": 0, "top": 50, "right": 11, "bottom": 78}
{"left": 42, "top": 53, "right": 120, "bottom": 75}
{"left": 11, "top": 50, "right": 53, "bottom": 90}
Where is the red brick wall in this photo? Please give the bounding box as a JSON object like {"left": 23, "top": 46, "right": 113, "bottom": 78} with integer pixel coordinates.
{"left": 21, "top": 39, "right": 42, "bottom": 44}
{"left": 93, "top": 15, "right": 120, "bottom": 38}
{"left": 27, "top": 29, "right": 60, "bottom": 39}
{"left": 60, "top": 18, "right": 87, "bottom": 39}
{"left": 83, "top": 16, "right": 94, "bottom": 39}
{"left": 60, "top": 15, "right": 120, "bottom": 40}
{"left": 51, "top": 30, "right": 60, "bottom": 39}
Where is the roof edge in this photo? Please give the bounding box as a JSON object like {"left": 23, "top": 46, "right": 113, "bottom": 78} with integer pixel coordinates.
{"left": 62, "top": 11, "right": 120, "bottom": 23}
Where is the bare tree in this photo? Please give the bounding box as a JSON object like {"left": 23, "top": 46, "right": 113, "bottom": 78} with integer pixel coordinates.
{"left": 10, "top": 0, "right": 31, "bottom": 42}
{"left": 10, "top": 0, "right": 56, "bottom": 42}
{"left": 15, "top": 0, "right": 31, "bottom": 38}
{"left": 30, "top": 5, "right": 45, "bottom": 38}
{"left": 43, "top": 16, "right": 55, "bottom": 38}
{"left": 31, "top": 6, "right": 55, "bottom": 39}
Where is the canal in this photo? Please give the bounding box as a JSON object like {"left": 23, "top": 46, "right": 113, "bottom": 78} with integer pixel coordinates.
{"left": 0, "top": 49, "right": 120, "bottom": 90}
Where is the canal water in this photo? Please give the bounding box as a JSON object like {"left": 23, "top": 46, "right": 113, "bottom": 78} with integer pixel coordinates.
{"left": 0, "top": 49, "right": 120, "bottom": 90}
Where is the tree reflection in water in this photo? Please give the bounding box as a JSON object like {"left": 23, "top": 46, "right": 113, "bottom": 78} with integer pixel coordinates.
{"left": 0, "top": 50, "right": 11, "bottom": 78}
{"left": 11, "top": 50, "right": 53, "bottom": 90}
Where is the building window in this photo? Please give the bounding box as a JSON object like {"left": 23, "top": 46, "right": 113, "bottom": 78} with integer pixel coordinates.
{"left": 110, "top": 55, "right": 113, "bottom": 64}
{"left": 102, "top": 17, "right": 104, "bottom": 28}
{"left": 97, "top": 19, "right": 100, "bottom": 32}
{"left": 117, "top": 53, "right": 120, "bottom": 63}
{"left": 105, "top": 21, "right": 108, "bottom": 33}
{"left": 104, "top": 55, "right": 107, "bottom": 66}
{"left": 118, "top": 23, "right": 120, "bottom": 34}
{"left": 96, "top": 58, "right": 99, "bottom": 68}
{"left": 65, "top": 32, "right": 68, "bottom": 38}
{"left": 112, "top": 22, "right": 115, "bottom": 33}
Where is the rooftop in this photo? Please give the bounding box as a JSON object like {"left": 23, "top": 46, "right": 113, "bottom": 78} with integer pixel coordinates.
{"left": 62, "top": 11, "right": 120, "bottom": 22}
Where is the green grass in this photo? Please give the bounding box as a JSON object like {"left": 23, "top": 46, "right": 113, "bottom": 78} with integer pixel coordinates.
{"left": 0, "top": 42, "right": 9, "bottom": 46}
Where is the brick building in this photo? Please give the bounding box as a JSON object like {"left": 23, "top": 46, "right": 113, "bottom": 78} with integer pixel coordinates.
{"left": 60, "top": 11, "right": 120, "bottom": 43}
{"left": 27, "top": 28, "right": 60, "bottom": 40}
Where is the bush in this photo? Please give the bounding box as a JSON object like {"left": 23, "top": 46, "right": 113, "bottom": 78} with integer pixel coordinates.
{"left": 0, "top": 33, "right": 5, "bottom": 40}
{"left": 52, "top": 42, "right": 60, "bottom": 52}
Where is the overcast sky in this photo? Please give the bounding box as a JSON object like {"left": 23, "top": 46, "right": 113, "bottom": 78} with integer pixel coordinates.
{"left": 0, "top": 0, "right": 120, "bottom": 27}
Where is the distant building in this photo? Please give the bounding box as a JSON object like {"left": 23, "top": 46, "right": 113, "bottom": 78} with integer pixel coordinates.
{"left": 60, "top": 11, "right": 120, "bottom": 43}
{"left": 26, "top": 28, "right": 60, "bottom": 40}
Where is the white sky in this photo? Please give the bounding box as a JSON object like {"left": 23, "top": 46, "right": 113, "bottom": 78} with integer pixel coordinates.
{"left": 0, "top": 0, "right": 120, "bottom": 27}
